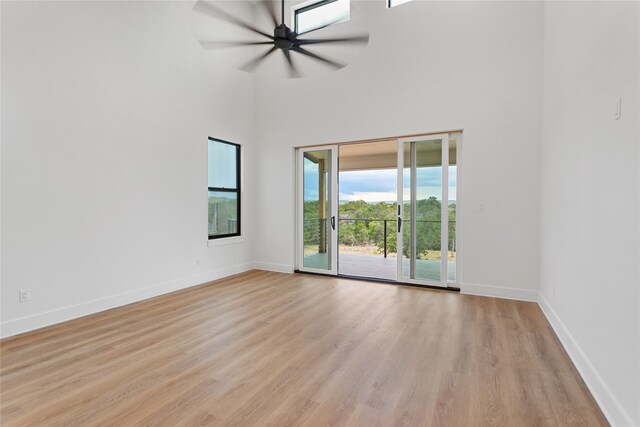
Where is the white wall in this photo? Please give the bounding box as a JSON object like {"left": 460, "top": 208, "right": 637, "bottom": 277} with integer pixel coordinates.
{"left": 254, "top": 0, "right": 544, "bottom": 300}
{"left": 540, "top": 2, "right": 640, "bottom": 426}
{"left": 0, "top": 1, "right": 257, "bottom": 337}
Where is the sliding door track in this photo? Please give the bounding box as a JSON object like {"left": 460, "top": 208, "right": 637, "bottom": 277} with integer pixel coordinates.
{"left": 294, "top": 270, "right": 460, "bottom": 292}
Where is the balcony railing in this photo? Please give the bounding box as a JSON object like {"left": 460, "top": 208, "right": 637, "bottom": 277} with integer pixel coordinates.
{"left": 338, "top": 218, "right": 396, "bottom": 258}
{"left": 303, "top": 218, "right": 456, "bottom": 258}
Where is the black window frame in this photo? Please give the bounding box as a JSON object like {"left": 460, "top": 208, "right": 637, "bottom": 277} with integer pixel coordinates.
{"left": 386, "top": 0, "right": 413, "bottom": 8}
{"left": 294, "top": 0, "right": 347, "bottom": 35}
{"left": 208, "top": 137, "right": 241, "bottom": 240}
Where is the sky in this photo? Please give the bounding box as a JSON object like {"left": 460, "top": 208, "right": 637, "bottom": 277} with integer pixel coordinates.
{"left": 339, "top": 169, "right": 398, "bottom": 202}
{"left": 304, "top": 161, "right": 457, "bottom": 203}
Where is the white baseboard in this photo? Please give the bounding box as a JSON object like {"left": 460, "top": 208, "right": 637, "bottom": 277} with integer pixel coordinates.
{"left": 460, "top": 282, "right": 538, "bottom": 302}
{"left": 0, "top": 263, "right": 253, "bottom": 339}
{"left": 538, "top": 293, "right": 636, "bottom": 427}
{"left": 251, "top": 262, "right": 294, "bottom": 274}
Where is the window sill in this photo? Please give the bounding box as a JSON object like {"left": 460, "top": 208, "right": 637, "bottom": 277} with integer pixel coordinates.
{"left": 207, "top": 236, "right": 244, "bottom": 247}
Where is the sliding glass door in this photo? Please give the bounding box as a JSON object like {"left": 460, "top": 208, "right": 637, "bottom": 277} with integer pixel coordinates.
{"left": 295, "top": 134, "right": 459, "bottom": 287}
{"left": 296, "top": 146, "right": 338, "bottom": 274}
{"left": 397, "top": 134, "right": 452, "bottom": 287}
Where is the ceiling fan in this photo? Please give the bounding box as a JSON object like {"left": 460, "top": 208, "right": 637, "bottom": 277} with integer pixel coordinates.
{"left": 194, "top": 0, "right": 369, "bottom": 78}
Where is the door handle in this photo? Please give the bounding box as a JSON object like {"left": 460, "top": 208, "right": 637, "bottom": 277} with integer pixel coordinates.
{"left": 397, "top": 216, "right": 402, "bottom": 232}
{"left": 330, "top": 216, "right": 336, "bottom": 230}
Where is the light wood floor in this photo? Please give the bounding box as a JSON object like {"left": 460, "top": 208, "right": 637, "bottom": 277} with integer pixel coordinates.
{"left": 0, "top": 270, "right": 607, "bottom": 426}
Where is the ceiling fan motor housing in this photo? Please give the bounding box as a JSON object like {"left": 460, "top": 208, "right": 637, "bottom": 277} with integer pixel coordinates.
{"left": 274, "top": 24, "right": 295, "bottom": 50}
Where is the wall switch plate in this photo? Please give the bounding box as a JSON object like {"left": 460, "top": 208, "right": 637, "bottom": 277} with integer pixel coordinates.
{"left": 614, "top": 96, "right": 622, "bottom": 120}
{"left": 196, "top": 258, "right": 201, "bottom": 266}
{"left": 477, "top": 202, "right": 485, "bottom": 213}
{"left": 19, "top": 289, "right": 31, "bottom": 303}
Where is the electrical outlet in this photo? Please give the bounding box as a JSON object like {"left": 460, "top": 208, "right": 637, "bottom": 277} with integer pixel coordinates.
{"left": 19, "top": 289, "right": 31, "bottom": 303}
{"left": 477, "top": 202, "right": 485, "bottom": 213}
{"left": 196, "top": 258, "right": 201, "bottom": 266}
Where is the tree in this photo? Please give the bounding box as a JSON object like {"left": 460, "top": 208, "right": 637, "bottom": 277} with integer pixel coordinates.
{"left": 303, "top": 197, "right": 455, "bottom": 259}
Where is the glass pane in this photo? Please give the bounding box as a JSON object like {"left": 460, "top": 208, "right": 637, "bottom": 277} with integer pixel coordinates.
{"left": 208, "top": 140, "right": 237, "bottom": 189}
{"left": 402, "top": 139, "right": 442, "bottom": 282}
{"left": 448, "top": 139, "right": 457, "bottom": 282}
{"left": 388, "top": 0, "right": 413, "bottom": 7}
{"left": 208, "top": 191, "right": 238, "bottom": 236}
{"left": 415, "top": 139, "right": 442, "bottom": 282}
{"left": 303, "top": 150, "right": 331, "bottom": 270}
{"left": 402, "top": 142, "right": 411, "bottom": 278}
{"left": 296, "top": 0, "right": 350, "bottom": 35}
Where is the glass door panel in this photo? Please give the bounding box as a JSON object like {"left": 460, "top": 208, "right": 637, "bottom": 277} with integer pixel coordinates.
{"left": 401, "top": 142, "right": 411, "bottom": 279}
{"left": 397, "top": 135, "right": 449, "bottom": 287}
{"left": 297, "top": 147, "right": 338, "bottom": 274}
{"left": 447, "top": 138, "right": 457, "bottom": 282}
{"left": 415, "top": 139, "right": 443, "bottom": 282}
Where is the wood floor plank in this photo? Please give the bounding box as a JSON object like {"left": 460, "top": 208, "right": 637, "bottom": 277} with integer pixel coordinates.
{"left": 0, "top": 270, "right": 608, "bottom": 426}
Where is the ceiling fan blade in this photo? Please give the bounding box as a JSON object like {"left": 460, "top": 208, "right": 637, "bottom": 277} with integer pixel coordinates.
{"left": 239, "top": 46, "right": 278, "bottom": 72}
{"left": 295, "top": 34, "right": 369, "bottom": 46}
{"left": 282, "top": 50, "right": 301, "bottom": 78}
{"left": 194, "top": 0, "right": 273, "bottom": 40}
{"left": 198, "top": 40, "right": 274, "bottom": 50}
{"left": 292, "top": 46, "right": 345, "bottom": 70}
{"left": 260, "top": 0, "right": 278, "bottom": 27}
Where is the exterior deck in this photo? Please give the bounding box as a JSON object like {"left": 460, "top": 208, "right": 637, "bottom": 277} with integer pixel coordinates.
{"left": 303, "top": 252, "right": 456, "bottom": 282}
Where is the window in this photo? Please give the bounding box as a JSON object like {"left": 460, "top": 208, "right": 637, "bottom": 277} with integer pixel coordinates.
{"left": 208, "top": 138, "right": 241, "bottom": 239}
{"left": 387, "top": 0, "right": 413, "bottom": 8}
{"left": 294, "top": 0, "right": 350, "bottom": 35}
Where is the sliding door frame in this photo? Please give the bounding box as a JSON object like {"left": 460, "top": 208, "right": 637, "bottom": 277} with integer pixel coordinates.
{"left": 397, "top": 133, "right": 451, "bottom": 288}
{"left": 294, "top": 130, "right": 462, "bottom": 286}
{"left": 295, "top": 146, "right": 339, "bottom": 275}
{"left": 453, "top": 133, "right": 463, "bottom": 287}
